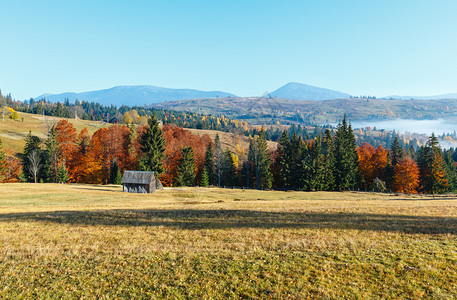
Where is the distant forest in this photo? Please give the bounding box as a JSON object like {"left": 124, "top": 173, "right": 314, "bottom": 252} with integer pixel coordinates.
{"left": 3, "top": 93, "right": 430, "bottom": 149}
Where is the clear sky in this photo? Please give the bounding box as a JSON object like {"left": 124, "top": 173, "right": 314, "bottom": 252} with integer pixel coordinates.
{"left": 2, "top": 0, "right": 457, "bottom": 100}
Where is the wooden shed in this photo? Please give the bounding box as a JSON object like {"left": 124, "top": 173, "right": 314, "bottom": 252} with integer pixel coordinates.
{"left": 121, "top": 171, "right": 163, "bottom": 193}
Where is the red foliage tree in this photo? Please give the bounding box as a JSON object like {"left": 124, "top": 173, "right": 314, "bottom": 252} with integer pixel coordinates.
{"left": 393, "top": 157, "right": 420, "bottom": 193}
{"left": 357, "top": 143, "right": 388, "bottom": 186}
{"left": 0, "top": 147, "right": 22, "bottom": 183}
{"left": 161, "top": 124, "right": 210, "bottom": 186}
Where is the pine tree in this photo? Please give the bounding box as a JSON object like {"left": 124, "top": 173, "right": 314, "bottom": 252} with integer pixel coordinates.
{"left": 248, "top": 129, "right": 272, "bottom": 189}
{"left": 443, "top": 151, "right": 457, "bottom": 192}
{"left": 0, "top": 139, "right": 5, "bottom": 181}
{"left": 390, "top": 136, "right": 404, "bottom": 166}
{"left": 138, "top": 114, "right": 165, "bottom": 174}
{"left": 23, "top": 131, "right": 42, "bottom": 182}
{"left": 418, "top": 134, "right": 449, "bottom": 194}
{"left": 204, "top": 141, "right": 215, "bottom": 186}
{"left": 274, "top": 130, "right": 289, "bottom": 189}
{"left": 200, "top": 168, "right": 209, "bottom": 187}
{"left": 109, "top": 159, "right": 122, "bottom": 184}
{"left": 57, "top": 162, "right": 69, "bottom": 184}
{"left": 334, "top": 116, "right": 358, "bottom": 190}
{"left": 214, "top": 134, "right": 222, "bottom": 187}
{"left": 175, "top": 146, "right": 196, "bottom": 186}
{"left": 310, "top": 135, "right": 327, "bottom": 191}
{"left": 222, "top": 149, "right": 237, "bottom": 186}
{"left": 45, "top": 127, "right": 59, "bottom": 183}
{"left": 322, "top": 129, "right": 336, "bottom": 191}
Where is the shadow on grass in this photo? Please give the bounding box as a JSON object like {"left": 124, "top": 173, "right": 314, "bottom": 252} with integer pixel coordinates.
{"left": 0, "top": 209, "right": 455, "bottom": 234}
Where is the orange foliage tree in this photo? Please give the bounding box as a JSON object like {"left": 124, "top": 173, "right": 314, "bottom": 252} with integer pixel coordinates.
{"left": 393, "top": 157, "right": 420, "bottom": 193}
{"left": 54, "top": 120, "right": 77, "bottom": 163}
{"left": 357, "top": 143, "right": 388, "bottom": 186}
{"left": 161, "top": 124, "right": 211, "bottom": 186}
{"left": 88, "top": 125, "right": 134, "bottom": 184}
{"left": 0, "top": 147, "right": 22, "bottom": 183}
{"left": 70, "top": 128, "right": 92, "bottom": 183}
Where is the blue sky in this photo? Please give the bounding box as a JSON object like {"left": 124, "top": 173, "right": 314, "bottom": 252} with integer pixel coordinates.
{"left": 2, "top": 0, "right": 457, "bottom": 100}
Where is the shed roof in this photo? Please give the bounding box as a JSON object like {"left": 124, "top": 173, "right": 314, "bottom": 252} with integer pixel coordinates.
{"left": 121, "top": 171, "right": 156, "bottom": 184}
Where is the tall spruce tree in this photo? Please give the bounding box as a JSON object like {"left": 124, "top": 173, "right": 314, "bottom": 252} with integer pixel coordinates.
{"left": 204, "top": 141, "right": 215, "bottom": 186}
{"left": 222, "top": 149, "right": 237, "bottom": 187}
{"left": 418, "top": 134, "right": 449, "bottom": 194}
{"left": 334, "top": 116, "right": 358, "bottom": 190}
{"left": 214, "top": 134, "right": 223, "bottom": 187}
{"left": 109, "top": 159, "right": 122, "bottom": 184}
{"left": 0, "top": 139, "right": 5, "bottom": 181}
{"left": 248, "top": 129, "right": 272, "bottom": 189}
{"left": 275, "top": 130, "right": 289, "bottom": 189}
{"left": 23, "top": 131, "right": 42, "bottom": 182}
{"left": 175, "top": 146, "right": 196, "bottom": 186}
{"left": 322, "top": 129, "right": 336, "bottom": 191}
{"left": 138, "top": 114, "right": 165, "bottom": 174}
{"left": 45, "top": 127, "right": 59, "bottom": 183}
{"left": 443, "top": 150, "right": 457, "bottom": 193}
{"left": 310, "top": 135, "right": 327, "bottom": 191}
{"left": 390, "top": 136, "right": 404, "bottom": 166}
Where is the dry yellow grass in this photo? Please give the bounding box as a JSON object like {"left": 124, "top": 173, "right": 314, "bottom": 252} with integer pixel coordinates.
{"left": 0, "top": 184, "right": 456, "bottom": 298}
{"left": 0, "top": 112, "right": 109, "bottom": 153}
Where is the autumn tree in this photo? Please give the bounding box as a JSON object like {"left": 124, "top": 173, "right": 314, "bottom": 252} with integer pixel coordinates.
{"left": 54, "top": 120, "right": 77, "bottom": 164}
{"left": 392, "top": 158, "right": 420, "bottom": 193}
{"left": 0, "top": 147, "right": 22, "bottom": 183}
{"left": 357, "top": 143, "right": 388, "bottom": 188}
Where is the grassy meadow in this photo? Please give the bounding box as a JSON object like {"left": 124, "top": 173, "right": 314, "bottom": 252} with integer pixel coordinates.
{"left": 0, "top": 184, "right": 456, "bottom": 298}
{"left": 0, "top": 112, "right": 109, "bottom": 154}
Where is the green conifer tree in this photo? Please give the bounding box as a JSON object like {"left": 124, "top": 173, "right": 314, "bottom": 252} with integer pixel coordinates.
{"left": 248, "top": 129, "right": 272, "bottom": 189}
{"left": 418, "top": 134, "right": 449, "bottom": 194}
{"left": 45, "top": 127, "right": 59, "bottom": 183}
{"left": 138, "top": 114, "right": 165, "bottom": 174}
{"left": 109, "top": 159, "right": 122, "bottom": 184}
{"left": 23, "top": 131, "right": 42, "bottom": 182}
{"left": 322, "top": 129, "right": 336, "bottom": 191}
{"left": 334, "top": 116, "right": 358, "bottom": 190}
{"left": 57, "top": 162, "right": 69, "bottom": 184}
{"left": 200, "top": 168, "right": 209, "bottom": 187}
{"left": 204, "top": 141, "right": 215, "bottom": 186}
{"left": 175, "top": 146, "right": 196, "bottom": 186}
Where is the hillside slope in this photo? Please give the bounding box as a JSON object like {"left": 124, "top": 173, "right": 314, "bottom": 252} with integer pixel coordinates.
{"left": 0, "top": 112, "right": 109, "bottom": 153}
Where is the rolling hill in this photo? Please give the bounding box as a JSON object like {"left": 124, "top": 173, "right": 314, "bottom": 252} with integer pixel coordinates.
{"left": 35, "top": 85, "right": 237, "bottom": 106}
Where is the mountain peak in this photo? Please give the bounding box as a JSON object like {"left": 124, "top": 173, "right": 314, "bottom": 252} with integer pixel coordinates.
{"left": 270, "top": 82, "right": 351, "bottom": 101}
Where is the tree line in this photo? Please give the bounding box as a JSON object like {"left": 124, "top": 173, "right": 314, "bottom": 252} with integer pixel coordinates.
{"left": 1, "top": 115, "right": 456, "bottom": 195}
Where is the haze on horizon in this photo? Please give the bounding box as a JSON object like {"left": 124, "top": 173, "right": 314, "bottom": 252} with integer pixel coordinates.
{"left": 2, "top": 0, "right": 457, "bottom": 100}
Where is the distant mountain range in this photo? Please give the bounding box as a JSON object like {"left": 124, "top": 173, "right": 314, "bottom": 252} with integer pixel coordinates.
{"left": 35, "top": 85, "right": 237, "bottom": 107}
{"left": 269, "top": 82, "right": 351, "bottom": 100}
{"left": 34, "top": 83, "right": 457, "bottom": 106}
